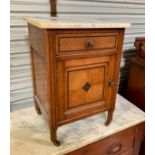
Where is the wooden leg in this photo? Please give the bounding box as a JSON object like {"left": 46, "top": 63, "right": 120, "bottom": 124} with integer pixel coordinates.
{"left": 35, "top": 101, "right": 41, "bottom": 115}
{"left": 105, "top": 109, "right": 114, "bottom": 126}
{"left": 50, "top": 128, "right": 60, "bottom": 146}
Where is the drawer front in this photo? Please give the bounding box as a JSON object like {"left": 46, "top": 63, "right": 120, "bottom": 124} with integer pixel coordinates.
{"left": 56, "top": 32, "right": 119, "bottom": 55}
{"left": 66, "top": 126, "right": 135, "bottom": 155}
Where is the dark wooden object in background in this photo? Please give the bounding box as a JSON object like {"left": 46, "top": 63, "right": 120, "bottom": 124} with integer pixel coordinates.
{"left": 66, "top": 123, "right": 144, "bottom": 155}
{"left": 126, "top": 37, "right": 145, "bottom": 111}
{"left": 28, "top": 25, "right": 125, "bottom": 145}
{"left": 50, "top": 0, "right": 57, "bottom": 17}
{"left": 126, "top": 37, "right": 145, "bottom": 155}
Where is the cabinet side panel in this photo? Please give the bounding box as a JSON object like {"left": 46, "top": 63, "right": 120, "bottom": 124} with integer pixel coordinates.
{"left": 32, "top": 48, "right": 48, "bottom": 113}
{"left": 29, "top": 26, "right": 59, "bottom": 142}
{"left": 28, "top": 24, "right": 49, "bottom": 119}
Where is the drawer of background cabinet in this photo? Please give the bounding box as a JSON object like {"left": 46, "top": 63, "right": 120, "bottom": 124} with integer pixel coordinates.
{"left": 66, "top": 126, "right": 135, "bottom": 155}
{"left": 56, "top": 32, "right": 119, "bottom": 55}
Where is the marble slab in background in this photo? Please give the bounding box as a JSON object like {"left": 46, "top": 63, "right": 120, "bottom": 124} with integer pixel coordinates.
{"left": 11, "top": 94, "right": 144, "bottom": 155}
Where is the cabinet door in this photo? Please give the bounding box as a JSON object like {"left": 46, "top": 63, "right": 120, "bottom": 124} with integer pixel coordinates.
{"left": 57, "top": 55, "right": 116, "bottom": 124}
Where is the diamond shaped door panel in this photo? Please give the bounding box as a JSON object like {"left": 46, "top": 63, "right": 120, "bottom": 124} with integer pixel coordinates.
{"left": 68, "top": 65, "right": 106, "bottom": 108}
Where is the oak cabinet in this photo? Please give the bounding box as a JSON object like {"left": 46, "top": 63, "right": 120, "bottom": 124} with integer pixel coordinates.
{"left": 26, "top": 18, "right": 129, "bottom": 146}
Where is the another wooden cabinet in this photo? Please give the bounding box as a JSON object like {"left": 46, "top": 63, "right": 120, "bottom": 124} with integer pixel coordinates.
{"left": 66, "top": 123, "right": 144, "bottom": 155}
{"left": 126, "top": 37, "right": 145, "bottom": 155}
{"left": 126, "top": 37, "right": 145, "bottom": 111}
{"left": 26, "top": 17, "right": 129, "bottom": 145}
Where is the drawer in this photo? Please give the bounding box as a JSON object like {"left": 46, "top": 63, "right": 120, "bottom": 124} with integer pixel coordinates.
{"left": 66, "top": 126, "right": 135, "bottom": 155}
{"left": 56, "top": 32, "right": 119, "bottom": 55}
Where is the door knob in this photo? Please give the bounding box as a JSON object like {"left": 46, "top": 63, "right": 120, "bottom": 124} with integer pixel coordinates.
{"left": 108, "top": 80, "right": 114, "bottom": 86}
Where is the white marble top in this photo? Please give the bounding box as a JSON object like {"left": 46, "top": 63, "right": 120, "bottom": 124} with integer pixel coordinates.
{"left": 24, "top": 17, "right": 131, "bottom": 29}
{"left": 11, "top": 94, "right": 144, "bottom": 155}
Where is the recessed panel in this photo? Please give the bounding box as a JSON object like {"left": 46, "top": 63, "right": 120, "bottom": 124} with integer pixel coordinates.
{"left": 67, "top": 66, "right": 106, "bottom": 109}
{"left": 33, "top": 49, "right": 48, "bottom": 112}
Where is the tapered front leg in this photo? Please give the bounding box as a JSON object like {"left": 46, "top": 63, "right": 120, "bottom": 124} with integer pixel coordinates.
{"left": 50, "top": 128, "right": 60, "bottom": 146}
{"left": 105, "top": 109, "right": 114, "bottom": 126}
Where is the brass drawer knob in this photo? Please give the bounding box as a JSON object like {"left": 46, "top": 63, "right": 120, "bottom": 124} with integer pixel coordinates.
{"left": 87, "top": 40, "right": 94, "bottom": 48}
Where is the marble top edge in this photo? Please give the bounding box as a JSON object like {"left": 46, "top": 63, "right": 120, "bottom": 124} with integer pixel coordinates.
{"left": 24, "top": 17, "right": 131, "bottom": 29}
